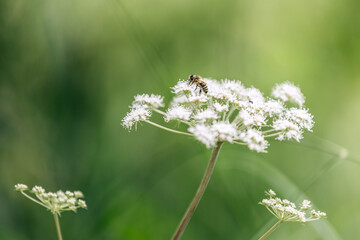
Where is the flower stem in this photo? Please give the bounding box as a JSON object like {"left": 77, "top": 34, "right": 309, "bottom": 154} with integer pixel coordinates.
{"left": 152, "top": 108, "right": 166, "bottom": 115}
{"left": 171, "top": 142, "right": 224, "bottom": 240}
{"left": 53, "top": 213, "right": 63, "bottom": 240}
{"left": 21, "top": 191, "right": 48, "bottom": 208}
{"left": 145, "top": 120, "right": 193, "bottom": 136}
{"left": 264, "top": 132, "right": 281, "bottom": 138}
{"left": 258, "top": 220, "right": 282, "bottom": 240}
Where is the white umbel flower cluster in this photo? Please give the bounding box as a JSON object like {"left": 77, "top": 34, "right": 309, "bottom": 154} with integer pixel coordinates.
{"left": 272, "top": 81, "right": 305, "bottom": 107}
{"left": 15, "top": 184, "right": 87, "bottom": 215}
{"left": 260, "top": 189, "right": 326, "bottom": 223}
{"left": 122, "top": 78, "right": 314, "bottom": 152}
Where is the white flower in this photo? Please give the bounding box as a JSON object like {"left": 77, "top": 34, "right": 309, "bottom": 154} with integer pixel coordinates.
{"left": 301, "top": 200, "right": 311, "bottom": 210}
{"left": 244, "top": 87, "right": 265, "bottom": 104}
{"left": 263, "top": 99, "right": 284, "bottom": 117}
{"left": 272, "top": 81, "right": 305, "bottom": 107}
{"left": 188, "top": 124, "right": 217, "bottom": 148}
{"left": 311, "top": 210, "right": 326, "bottom": 218}
{"left": 122, "top": 77, "right": 314, "bottom": 152}
{"left": 74, "top": 191, "right": 84, "bottom": 198}
{"left": 221, "top": 79, "right": 246, "bottom": 97}
{"left": 193, "top": 109, "right": 219, "bottom": 122}
{"left": 65, "top": 190, "right": 74, "bottom": 197}
{"left": 134, "top": 94, "right": 164, "bottom": 108}
{"left": 285, "top": 108, "right": 314, "bottom": 131}
{"left": 207, "top": 79, "right": 236, "bottom": 101}
{"left": 164, "top": 106, "right": 192, "bottom": 122}
{"left": 240, "top": 129, "right": 269, "bottom": 153}
{"left": 188, "top": 94, "right": 209, "bottom": 103}
{"left": 267, "top": 189, "right": 276, "bottom": 197}
{"left": 122, "top": 105, "right": 151, "bottom": 130}
{"left": 172, "top": 80, "right": 196, "bottom": 94}
{"left": 78, "top": 199, "right": 87, "bottom": 208}
{"left": 15, "top": 184, "right": 28, "bottom": 191}
{"left": 67, "top": 197, "right": 76, "bottom": 205}
{"left": 32, "top": 186, "right": 45, "bottom": 194}
{"left": 260, "top": 189, "right": 326, "bottom": 223}
{"left": 211, "top": 122, "right": 238, "bottom": 143}
{"left": 238, "top": 108, "right": 266, "bottom": 127}
{"left": 15, "top": 184, "right": 87, "bottom": 215}
{"left": 170, "top": 95, "right": 188, "bottom": 106}
{"left": 213, "top": 102, "right": 229, "bottom": 113}
{"left": 273, "top": 118, "right": 303, "bottom": 142}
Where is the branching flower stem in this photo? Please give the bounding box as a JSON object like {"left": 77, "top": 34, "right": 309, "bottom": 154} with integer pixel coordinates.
{"left": 264, "top": 132, "right": 281, "bottom": 138}
{"left": 20, "top": 191, "right": 48, "bottom": 208}
{"left": 15, "top": 184, "right": 87, "bottom": 240}
{"left": 152, "top": 108, "right": 166, "bottom": 115}
{"left": 144, "top": 120, "right": 193, "bottom": 136}
{"left": 172, "top": 142, "right": 224, "bottom": 240}
{"left": 53, "top": 213, "right": 63, "bottom": 240}
{"left": 258, "top": 220, "right": 282, "bottom": 240}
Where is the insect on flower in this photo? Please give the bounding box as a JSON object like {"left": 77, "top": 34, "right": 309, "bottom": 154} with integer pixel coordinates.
{"left": 188, "top": 74, "right": 208, "bottom": 94}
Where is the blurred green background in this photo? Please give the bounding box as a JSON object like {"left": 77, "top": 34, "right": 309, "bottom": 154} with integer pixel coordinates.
{"left": 1, "top": 0, "right": 360, "bottom": 239}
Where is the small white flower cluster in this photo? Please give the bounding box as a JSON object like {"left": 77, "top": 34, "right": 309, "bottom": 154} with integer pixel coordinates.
{"left": 122, "top": 77, "right": 314, "bottom": 152}
{"left": 122, "top": 94, "right": 164, "bottom": 130}
{"left": 259, "top": 189, "right": 326, "bottom": 223}
{"left": 15, "top": 184, "right": 87, "bottom": 215}
{"left": 272, "top": 81, "right": 305, "bottom": 107}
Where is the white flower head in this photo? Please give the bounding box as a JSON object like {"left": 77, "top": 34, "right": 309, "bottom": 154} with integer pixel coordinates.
{"left": 263, "top": 99, "right": 284, "bottom": 117}
{"left": 193, "top": 109, "right": 219, "bottom": 122}
{"left": 221, "top": 79, "right": 246, "bottom": 97}
{"left": 272, "top": 81, "right": 305, "bottom": 107}
{"left": 213, "top": 102, "right": 229, "bottom": 113}
{"left": 311, "top": 209, "right": 327, "bottom": 218}
{"left": 266, "top": 189, "right": 276, "bottom": 197}
{"left": 188, "top": 94, "right": 209, "bottom": 103}
{"left": 207, "top": 79, "right": 236, "bottom": 101}
{"left": 134, "top": 94, "right": 164, "bottom": 108}
{"left": 211, "top": 122, "right": 238, "bottom": 143}
{"left": 122, "top": 105, "right": 151, "bottom": 130}
{"left": 244, "top": 87, "right": 265, "bottom": 104}
{"left": 32, "top": 186, "right": 45, "bottom": 194}
{"left": 285, "top": 108, "right": 314, "bottom": 131}
{"left": 238, "top": 108, "right": 266, "bottom": 127}
{"left": 15, "top": 184, "right": 28, "bottom": 191}
{"left": 260, "top": 189, "right": 326, "bottom": 223}
{"left": 172, "top": 80, "right": 196, "bottom": 94}
{"left": 188, "top": 124, "right": 217, "bottom": 148}
{"left": 122, "top": 77, "right": 314, "bottom": 152}
{"left": 170, "top": 95, "right": 189, "bottom": 106}
{"left": 240, "top": 129, "right": 269, "bottom": 153}
{"left": 15, "top": 184, "right": 87, "bottom": 215}
{"left": 273, "top": 118, "right": 303, "bottom": 142}
{"left": 165, "top": 106, "right": 192, "bottom": 122}
{"left": 301, "top": 200, "right": 311, "bottom": 210}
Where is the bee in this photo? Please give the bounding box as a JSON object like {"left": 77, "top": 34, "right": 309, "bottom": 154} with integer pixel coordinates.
{"left": 188, "top": 74, "right": 208, "bottom": 94}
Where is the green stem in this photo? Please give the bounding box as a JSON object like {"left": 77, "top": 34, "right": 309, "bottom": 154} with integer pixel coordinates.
{"left": 171, "top": 142, "right": 224, "bottom": 240}
{"left": 226, "top": 106, "right": 235, "bottom": 121}
{"left": 264, "top": 132, "right": 281, "bottom": 138}
{"left": 233, "top": 141, "right": 247, "bottom": 145}
{"left": 152, "top": 108, "right": 166, "bottom": 115}
{"left": 145, "top": 120, "right": 193, "bottom": 136}
{"left": 258, "top": 220, "right": 282, "bottom": 240}
{"left": 53, "top": 214, "right": 63, "bottom": 240}
{"left": 21, "top": 191, "right": 48, "bottom": 208}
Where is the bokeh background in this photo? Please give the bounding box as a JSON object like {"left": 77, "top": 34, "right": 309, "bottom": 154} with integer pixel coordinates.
{"left": 1, "top": 0, "right": 360, "bottom": 239}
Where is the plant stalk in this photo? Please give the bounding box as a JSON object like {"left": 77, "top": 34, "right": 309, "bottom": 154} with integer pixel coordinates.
{"left": 258, "top": 220, "right": 282, "bottom": 240}
{"left": 145, "top": 120, "right": 193, "bottom": 136}
{"left": 171, "top": 142, "right": 224, "bottom": 240}
{"left": 53, "top": 213, "right": 63, "bottom": 240}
